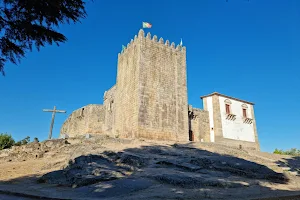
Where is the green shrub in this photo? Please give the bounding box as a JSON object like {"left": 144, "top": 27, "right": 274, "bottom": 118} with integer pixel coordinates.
{"left": 0, "top": 133, "right": 15, "bottom": 150}
{"left": 22, "top": 136, "right": 30, "bottom": 145}
{"left": 14, "top": 141, "right": 22, "bottom": 146}
{"left": 14, "top": 136, "right": 31, "bottom": 146}
{"left": 273, "top": 148, "right": 300, "bottom": 156}
{"left": 273, "top": 148, "right": 283, "bottom": 154}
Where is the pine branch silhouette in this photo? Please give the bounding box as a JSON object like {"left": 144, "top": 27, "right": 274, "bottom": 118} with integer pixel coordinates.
{"left": 0, "top": 0, "right": 87, "bottom": 76}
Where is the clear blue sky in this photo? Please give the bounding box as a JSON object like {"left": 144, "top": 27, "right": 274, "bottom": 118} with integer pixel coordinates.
{"left": 1, "top": 0, "right": 299, "bottom": 152}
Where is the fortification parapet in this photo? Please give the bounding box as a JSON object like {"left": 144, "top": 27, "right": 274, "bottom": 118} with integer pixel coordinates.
{"left": 146, "top": 32, "right": 151, "bottom": 39}
{"left": 138, "top": 29, "right": 144, "bottom": 37}
{"left": 153, "top": 35, "right": 158, "bottom": 42}
{"left": 119, "top": 29, "right": 186, "bottom": 56}
{"left": 165, "top": 40, "right": 169, "bottom": 46}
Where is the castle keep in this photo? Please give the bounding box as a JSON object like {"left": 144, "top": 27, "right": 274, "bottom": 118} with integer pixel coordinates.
{"left": 60, "top": 29, "right": 260, "bottom": 151}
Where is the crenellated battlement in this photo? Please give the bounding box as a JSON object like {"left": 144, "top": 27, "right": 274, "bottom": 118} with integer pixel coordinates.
{"left": 118, "top": 29, "right": 185, "bottom": 56}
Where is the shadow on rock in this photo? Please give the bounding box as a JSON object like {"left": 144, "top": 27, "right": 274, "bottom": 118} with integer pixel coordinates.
{"left": 37, "top": 144, "right": 289, "bottom": 189}
{"left": 1, "top": 143, "right": 300, "bottom": 200}
{"left": 126, "top": 144, "right": 289, "bottom": 186}
{"left": 38, "top": 151, "right": 147, "bottom": 188}
{"left": 276, "top": 156, "right": 300, "bottom": 176}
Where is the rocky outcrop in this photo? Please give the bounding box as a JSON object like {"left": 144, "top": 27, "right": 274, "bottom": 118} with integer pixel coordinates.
{"left": 0, "top": 139, "right": 69, "bottom": 162}
{"left": 38, "top": 141, "right": 289, "bottom": 189}
{"left": 1, "top": 136, "right": 299, "bottom": 200}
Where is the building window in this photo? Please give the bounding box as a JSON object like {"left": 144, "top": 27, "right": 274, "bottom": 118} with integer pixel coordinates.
{"left": 241, "top": 104, "right": 248, "bottom": 119}
{"left": 224, "top": 99, "right": 235, "bottom": 120}
{"left": 241, "top": 104, "right": 253, "bottom": 124}
{"left": 225, "top": 104, "right": 230, "bottom": 114}
{"left": 242, "top": 108, "right": 247, "bottom": 118}
{"left": 224, "top": 99, "right": 232, "bottom": 115}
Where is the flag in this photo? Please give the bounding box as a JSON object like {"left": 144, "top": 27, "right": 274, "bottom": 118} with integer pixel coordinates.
{"left": 180, "top": 38, "right": 183, "bottom": 46}
{"left": 142, "top": 22, "right": 152, "bottom": 28}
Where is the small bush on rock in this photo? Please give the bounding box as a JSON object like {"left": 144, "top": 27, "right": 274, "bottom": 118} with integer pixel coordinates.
{"left": 0, "top": 133, "right": 15, "bottom": 150}
{"left": 274, "top": 148, "right": 300, "bottom": 156}
{"left": 14, "top": 136, "right": 31, "bottom": 146}
{"left": 22, "top": 136, "right": 30, "bottom": 145}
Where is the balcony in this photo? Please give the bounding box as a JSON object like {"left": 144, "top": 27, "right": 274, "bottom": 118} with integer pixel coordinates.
{"left": 226, "top": 113, "right": 236, "bottom": 121}
{"left": 243, "top": 117, "right": 253, "bottom": 124}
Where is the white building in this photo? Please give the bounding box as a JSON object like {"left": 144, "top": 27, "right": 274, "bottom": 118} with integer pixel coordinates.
{"left": 201, "top": 92, "right": 260, "bottom": 151}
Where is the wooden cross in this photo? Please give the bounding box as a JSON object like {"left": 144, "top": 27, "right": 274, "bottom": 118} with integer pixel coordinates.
{"left": 43, "top": 106, "right": 66, "bottom": 140}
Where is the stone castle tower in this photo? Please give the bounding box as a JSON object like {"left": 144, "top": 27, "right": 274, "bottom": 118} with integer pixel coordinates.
{"left": 60, "top": 29, "right": 260, "bottom": 151}
{"left": 114, "top": 29, "right": 188, "bottom": 141}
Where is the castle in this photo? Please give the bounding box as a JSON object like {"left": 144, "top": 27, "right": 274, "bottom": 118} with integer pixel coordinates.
{"left": 60, "top": 29, "right": 260, "bottom": 151}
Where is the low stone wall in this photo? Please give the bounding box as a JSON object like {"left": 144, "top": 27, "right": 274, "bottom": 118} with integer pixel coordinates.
{"left": 190, "top": 108, "right": 210, "bottom": 142}
{"left": 60, "top": 104, "right": 105, "bottom": 137}
{"left": 215, "top": 137, "right": 260, "bottom": 151}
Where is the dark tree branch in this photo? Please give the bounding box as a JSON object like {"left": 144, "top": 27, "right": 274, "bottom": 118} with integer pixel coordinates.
{"left": 0, "top": 0, "right": 87, "bottom": 76}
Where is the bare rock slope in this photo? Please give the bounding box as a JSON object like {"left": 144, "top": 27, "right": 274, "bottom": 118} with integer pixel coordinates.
{"left": 0, "top": 135, "right": 299, "bottom": 200}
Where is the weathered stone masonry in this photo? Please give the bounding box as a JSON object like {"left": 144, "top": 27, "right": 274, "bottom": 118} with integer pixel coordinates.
{"left": 114, "top": 29, "right": 189, "bottom": 141}
{"left": 60, "top": 29, "right": 260, "bottom": 151}
{"left": 60, "top": 104, "right": 105, "bottom": 137}
{"left": 188, "top": 106, "right": 210, "bottom": 142}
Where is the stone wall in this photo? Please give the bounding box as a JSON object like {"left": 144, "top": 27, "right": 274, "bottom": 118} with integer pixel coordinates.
{"left": 138, "top": 30, "right": 188, "bottom": 141}
{"left": 215, "top": 138, "right": 259, "bottom": 151}
{"left": 103, "top": 85, "right": 116, "bottom": 136}
{"left": 60, "top": 104, "right": 105, "bottom": 137}
{"left": 250, "top": 104, "right": 260, "bottom": 151}
{"left": 115, "top": 29, "right": 189, "bottom": 141}
{"left": 212, "top": 95, "right": 223, "bottom": 142}
{"left": 189, "top": 107, "right": 210, "bottom": 142}
{"left": 114, "top": 33, "right": 140, "bottom": 138}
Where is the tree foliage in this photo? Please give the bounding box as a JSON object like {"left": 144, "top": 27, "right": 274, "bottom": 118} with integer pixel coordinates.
{"left": 274, "top": 148, "right": 300, "bottom": 156}
{"left": 14, "top": 136, "right": 30, "bottom": 146}
{"left": 0, "top": 0, "right": 87, "bottom": 75}
{"left": 0, "top": 133, "right": 15, "bottom": 150}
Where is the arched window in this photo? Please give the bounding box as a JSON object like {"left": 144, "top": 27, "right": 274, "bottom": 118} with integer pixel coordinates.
{"left": 224, "top": 99, "right": 232, "bottom": 114}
